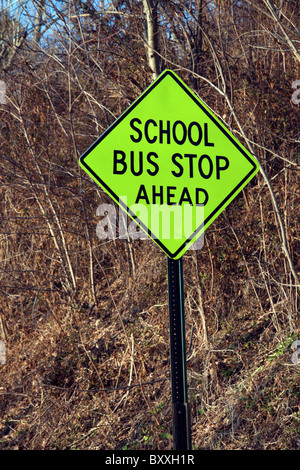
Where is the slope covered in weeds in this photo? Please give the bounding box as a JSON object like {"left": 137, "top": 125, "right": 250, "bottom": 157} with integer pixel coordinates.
{"left": 0, "top": 0, "right": 299, "bottom": 450}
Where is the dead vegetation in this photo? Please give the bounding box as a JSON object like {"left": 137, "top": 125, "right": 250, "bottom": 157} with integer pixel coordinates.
{"left": 0, "top": 0, "right": 299, "bottom": 450}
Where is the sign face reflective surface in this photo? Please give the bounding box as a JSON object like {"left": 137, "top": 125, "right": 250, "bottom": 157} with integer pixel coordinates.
{"left": 79, "top": 70, "right": 259, "bottom": 259}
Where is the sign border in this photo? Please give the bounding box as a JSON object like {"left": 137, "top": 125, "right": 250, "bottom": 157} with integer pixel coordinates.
{"left": 79, "top": 70, "right": 259, "bottom": 259}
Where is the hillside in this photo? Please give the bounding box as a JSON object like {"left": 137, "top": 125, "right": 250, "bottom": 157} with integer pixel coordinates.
{"left": 0, "top": 0, "right": 299, "bottom": 450}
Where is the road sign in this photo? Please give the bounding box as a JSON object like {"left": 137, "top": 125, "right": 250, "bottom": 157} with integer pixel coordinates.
{"left": 79, "top": 70, "right": 259, "bottom": 259}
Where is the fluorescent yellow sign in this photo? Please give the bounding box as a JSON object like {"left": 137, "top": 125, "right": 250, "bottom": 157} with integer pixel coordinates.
{"left": 79, "top": 70, "right": 259, "bottom": 259}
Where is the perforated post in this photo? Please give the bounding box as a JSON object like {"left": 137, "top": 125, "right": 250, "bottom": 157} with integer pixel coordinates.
{"left": 167, "top": 257, "right": 191, "bottom": 450}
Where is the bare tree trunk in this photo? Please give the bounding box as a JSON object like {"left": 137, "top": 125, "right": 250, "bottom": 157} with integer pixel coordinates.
{"left": 33, "top": 0, "right": 46, "bottom": 45}
{"left": 142, "top": 0, "right": 160, "bottom": 80}
{"left": 0, "top": 11, "right": 26, "bottom": 70}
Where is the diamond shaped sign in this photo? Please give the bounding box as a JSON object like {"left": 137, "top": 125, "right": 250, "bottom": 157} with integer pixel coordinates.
{"left": 79, "top": 70, "right": 259, "bottom": 259}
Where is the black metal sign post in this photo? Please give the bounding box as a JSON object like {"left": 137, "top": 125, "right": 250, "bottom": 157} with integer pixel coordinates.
{"left": 167, "top": 257, "right": 192, "bottom": 450}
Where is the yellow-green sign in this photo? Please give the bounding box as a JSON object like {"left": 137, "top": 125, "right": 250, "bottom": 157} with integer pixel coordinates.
{"left": 79, "top": 70, "right": 259, "bottom": 259}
